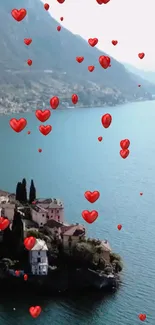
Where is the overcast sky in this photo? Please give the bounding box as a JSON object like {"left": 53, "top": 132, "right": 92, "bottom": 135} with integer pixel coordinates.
{"left": 41, "top": 0, "right": 155, "bottom": 71}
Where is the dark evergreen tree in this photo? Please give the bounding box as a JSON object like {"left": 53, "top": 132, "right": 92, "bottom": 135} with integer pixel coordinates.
{"left": 12, "top": 208, "right": 24, "bottom": 257}
{"left": 12, "top": 208, "right": 19, "bottom": 232}
{"left": 15, "top": 182, "right": 21, "bottom": 201}
{"left": 29, "top": 179, "right": 36, "bottom": 203}
{"left": 16, "top": 182, "right": 25, "bottom": 202}
{"left": 22, "top": 178, "right": 27, "bottom": 203}
{"left": 22, "top": 178, "right": 26, "bottom": 187}
{"left": 3, "top": 226, "right": 12, "bottom": 245}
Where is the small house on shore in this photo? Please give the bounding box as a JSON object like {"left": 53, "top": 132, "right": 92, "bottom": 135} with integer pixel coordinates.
{"left": 29, "top": 239, "right": 48, "bottom": 276}
{"left": 99, "top": 240, "right": 112, "bottom": 264}
{"left": 61, "top": 224, "right": 86, "bottom": 250}
{"left": 0, "top": 194, "right": 21, "bottom": 221}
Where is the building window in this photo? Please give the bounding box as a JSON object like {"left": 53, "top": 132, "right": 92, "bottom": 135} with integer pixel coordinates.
{"left": 47, "top": 215, "right": 49, "bottom": 219}
{"left": 58, "top": 216, "right": 60, "bottom": 222}
{"left": 40, "top": 222, "right": 43, "bottom": 226}
{"left": 57, "top": 209, "right": 59, "bottom": 213}
{"left": 42, "top": 214, "right": 44, "bottom": 217}
{"left": 51, "top": 210, "right": 53, "bottom": 213}
{"left": 38, "top": 257, "right": 41, "bottom": 263}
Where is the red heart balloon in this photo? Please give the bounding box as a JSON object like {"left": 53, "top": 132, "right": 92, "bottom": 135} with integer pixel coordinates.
{"left": 96, "top": 0, "right": 103, "bottom": 3}
{"left": 117, "top": 224, "right": 122, "bottom": 231}
{"left": 138, "top": 314, "right": 146, "bottom": 321}
{"left": 98, "top": 136, "right": 102, "bottom": 142}
{"left": 10, "top": 118, "right": 27, "bottom": 133}
{"left": 11, "top": 8, "right": 27, "bottom": 22}
{"left": 99, "top": 55, "right": 111, "bottom": 69}
{"left": 76, "top": 56, "right": 84, "bottom": 63}
{"left": 24, "top": 38, "right": 32, "bottom": 46}
{"left": 27, "top": 59, "right": 32, "bottom": 66}
{"left": 29, "top": 306, "right": 42, "bottom": 318}
{"left": 120, "top": 149, "right": 130, "bottom": 159}
{"left": 15, "top": 270, "right": 20, "bottom": 276}
{"left": 96, "top": 0, "right": 110, "bottom": 3}
{"left": 44, "top": 3, "right": 50, "bottom": 10}
{"left": 39, "top": 125, "right": 52, "bottom": 136}
{"left": 24, "top": 236, "right": 36, "bottom": 250}
{"left": 88, "top": 65, "right": 95, "bottom": 72}
{"left": 57, "top": 26, "right": 61, "bottom": 31}
{"left": 57, "top": 0, "right": 65, "bottom": 3}
{"left": 50, "top": 96, "right": 59, "bottom": 109}
{"left": 35, "top": 109, "right": 51, "bottom": 122}
{"left": 24, "top": 274, "right": 28, "bottom": 281}
{"left": 84, "top": 191, "right": 100, "bottom": 203}
{"left": 138, "top": 53, "right": 145, "bottom": 59}
{"left": 101, "top": 113, "right": 112, "bottom": 128}
{"left": 88, "top": 38, "right": 98, "bottom": 47}
{"left": 112, "top": 40, "right": 118, "bottom": 46}
{"left": 81, "top": 210, "right": 98, "bottom": 224}
{"left": 72, "top": 94, "right": 78, "bottom": 104}
{"left": 120, "top": 139, "right": 130, "bottom": 150}
{"left": 0, "top": 217, "right": 10, "bottom": 230}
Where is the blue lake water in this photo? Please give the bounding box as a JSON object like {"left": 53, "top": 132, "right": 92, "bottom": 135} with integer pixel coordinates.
{"left": 0, "top": 100, "right": 155, "bottom": 325}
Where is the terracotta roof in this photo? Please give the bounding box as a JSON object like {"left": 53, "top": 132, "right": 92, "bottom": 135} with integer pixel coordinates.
{"left": 22, "top": 219, "right": 39, "bottom": 229}
{"left": 35, "top": 198, "right": 64, "bottom": 208}
{"left": 100, "top": 240, "right": 112, "bottom": 252}
{"left": 46, "top": 219, "right": 64, "bottom": 228}
{"left": 63, "top": 225, "right": 85, "bottom": 236}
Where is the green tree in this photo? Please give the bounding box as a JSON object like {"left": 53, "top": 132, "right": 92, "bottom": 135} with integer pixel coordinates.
{"left": 29, "top": 179, "right": 36, "bottom": 203}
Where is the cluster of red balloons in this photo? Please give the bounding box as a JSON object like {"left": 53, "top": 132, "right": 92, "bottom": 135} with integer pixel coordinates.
{"left": 49, "top": 94, "right": 78, "bottom": 109}
{"left": 120, "top": 139, "right": 130, "bottom": 159}
{"left": 98, "top": 113, "right": 112, "bottom": 142}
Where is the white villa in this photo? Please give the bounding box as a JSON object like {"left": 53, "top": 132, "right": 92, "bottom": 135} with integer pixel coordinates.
{"left": 0, "top": 196, "right": 15, "bottom": 220}
{"left": 31, "top": 198, "right": 64, "bottom": 227}
{"left": 29, "top": 239, "right": 48, "bottom": 275}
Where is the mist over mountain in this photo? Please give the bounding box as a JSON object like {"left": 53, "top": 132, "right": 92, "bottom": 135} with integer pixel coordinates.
{"left": 123, "top": 63, "right": 155, "bottom": 86}
{"left": 0, "top": 0, "right": 154, "bottom": 113}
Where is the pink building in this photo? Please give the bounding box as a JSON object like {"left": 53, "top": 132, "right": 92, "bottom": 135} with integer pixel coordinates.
{"left": 31, "top": 198, "right": 64, "bottom": 227}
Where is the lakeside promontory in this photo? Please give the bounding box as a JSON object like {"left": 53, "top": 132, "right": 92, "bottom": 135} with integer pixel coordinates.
{"left": 0, "top": 0, "right": 155, "bottom": 115}
{"left": 0, "top": 179, "right": 123, "bottom": 294}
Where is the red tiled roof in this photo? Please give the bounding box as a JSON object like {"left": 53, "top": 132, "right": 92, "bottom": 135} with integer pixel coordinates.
{"left": 63, "top": 225, "right": 85, "bottom": 236}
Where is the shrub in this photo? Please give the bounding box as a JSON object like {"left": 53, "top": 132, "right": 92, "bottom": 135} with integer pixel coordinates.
{"left": 110, "top": 252, "right": 121, "bottom": 263}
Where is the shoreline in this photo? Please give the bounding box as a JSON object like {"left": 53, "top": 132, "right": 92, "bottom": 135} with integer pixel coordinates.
{"left": 0, "top": 97, "right": 154, "bottom": 116}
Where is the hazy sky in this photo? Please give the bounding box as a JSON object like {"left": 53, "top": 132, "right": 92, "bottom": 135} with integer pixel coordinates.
{"left": 42, "top": 0, "right": 155, "bottom": 71}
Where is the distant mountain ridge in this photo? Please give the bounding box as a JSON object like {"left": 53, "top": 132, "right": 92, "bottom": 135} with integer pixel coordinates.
{"left": 123, "top": 63, "right": 155, "bottom": 85}
{"left": 0, "top": 0, "right": 155, "bottom": 112}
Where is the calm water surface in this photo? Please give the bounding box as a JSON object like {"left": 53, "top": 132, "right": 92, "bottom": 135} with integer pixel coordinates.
{"left": 0, "top": 100, "right": 155, "bottom": 325}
